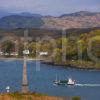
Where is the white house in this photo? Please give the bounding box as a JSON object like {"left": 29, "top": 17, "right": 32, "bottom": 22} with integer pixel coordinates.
{"left": 23, "top": 50, "right": 30, "bottom": 55}
{"left": 39, "top": 52, "right": 48, "bottom": 56}
{"left": 0, "top": 52, "right": 3, "bottom": 55}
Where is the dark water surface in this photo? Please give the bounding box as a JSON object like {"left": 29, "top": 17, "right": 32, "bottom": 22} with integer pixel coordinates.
{"left": 0, "top": 60, "right": 100, "bottom": 100}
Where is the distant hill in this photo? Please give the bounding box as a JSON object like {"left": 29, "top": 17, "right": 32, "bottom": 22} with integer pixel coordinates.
{"left": 0, "top": 11, "right": 42, "bottom": 18}
{"left": 0, "top": 11, "right": 100, "bottom": 29}
{"left": 59, "top": 11, "right": 100, "bottom": 17}
{"left": 0, "top": 15, "right": 44, "bottom": 29}
{"left": 0, "top": 12, "right": 13, "bottom": 18}
{"left": 43, "top": 11, "right": 100, "bottom": 29}
{"left": 19, "top": 12, "right": 42, "bottom": 17}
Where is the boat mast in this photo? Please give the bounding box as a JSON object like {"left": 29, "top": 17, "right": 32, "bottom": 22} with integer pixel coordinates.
{"left": 55, "top": 74, "right": 58, "bottom": 81}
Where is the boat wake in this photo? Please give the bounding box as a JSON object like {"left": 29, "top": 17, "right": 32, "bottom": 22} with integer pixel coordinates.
{"left": 75, "top": 84, "right": 100, "bottom": 87}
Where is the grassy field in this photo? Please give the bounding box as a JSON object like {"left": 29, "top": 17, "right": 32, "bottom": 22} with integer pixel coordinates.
{"left": 0, "top": 93, "right": 72, "bottom": 100}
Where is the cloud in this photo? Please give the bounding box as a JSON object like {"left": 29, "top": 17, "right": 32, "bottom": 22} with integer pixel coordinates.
{"left": 0, "top": 0, "right": 100, "bottom": 15}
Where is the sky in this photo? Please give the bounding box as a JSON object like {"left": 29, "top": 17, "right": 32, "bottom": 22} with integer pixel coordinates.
{"left": 0, "top": 0, "right": 100, "bottom": 16}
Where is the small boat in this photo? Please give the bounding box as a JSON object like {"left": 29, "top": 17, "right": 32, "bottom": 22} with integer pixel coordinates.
{"left": 67, "top": 78, "right": 75, "bottom": 85}
{"left": 54, "top": 77, "right": 75, "bottom": 86}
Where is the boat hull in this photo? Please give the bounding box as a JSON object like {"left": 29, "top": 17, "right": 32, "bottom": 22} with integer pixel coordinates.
{"left": 54, "top": 79, "right": 75, "bottom": 86}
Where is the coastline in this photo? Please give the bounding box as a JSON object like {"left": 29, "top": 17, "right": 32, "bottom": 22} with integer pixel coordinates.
{"left": 0, "top": 57, "right": 100, "bottom": 70}
{"left": 0, "top": 57, "right": 41, "bottom": 61}
{"left": 41, "top": 60, "right": 100, "bottom": 71}
{"left": 0, "top": 92, "right": 72, "bottom": 100}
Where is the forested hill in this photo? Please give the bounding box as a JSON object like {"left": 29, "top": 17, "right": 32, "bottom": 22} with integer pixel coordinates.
{"left": 0, "top": 27, "right": 100, "bottom": 39}
{"left": 0, "top": 11, "right": 100, "bottom": 29}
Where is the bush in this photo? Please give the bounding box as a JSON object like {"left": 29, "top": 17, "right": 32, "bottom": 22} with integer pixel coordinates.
{"left": 72, "top": 97, "right": 81, "bottom": 100}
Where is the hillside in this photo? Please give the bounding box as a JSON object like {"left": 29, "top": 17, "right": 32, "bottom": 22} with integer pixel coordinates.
{"left": 0, "top": 93, "right": 72, "bottom": 100}
{"left": 0, "top": 27, "right": 100, "bottom": 40}
{"left": 0, "top": 11, "right": 100, "bottom": 29}
{"left": 0, "top": 15, "right": 44, "bottom": 29}
{"left": 43, "top": 11, "right": 100, "bottom": 29}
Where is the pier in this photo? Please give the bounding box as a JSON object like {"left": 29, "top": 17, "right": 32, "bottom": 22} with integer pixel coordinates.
{"left": 22, "top": 56, "right": 29, "bottom": 93}
{"left": 22, "top": 30, "right": 29, "bottom": 93}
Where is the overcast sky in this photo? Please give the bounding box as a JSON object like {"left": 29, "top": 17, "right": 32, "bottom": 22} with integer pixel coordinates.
{"left": 0, "top": 0, "right": 100, "bottom": 16}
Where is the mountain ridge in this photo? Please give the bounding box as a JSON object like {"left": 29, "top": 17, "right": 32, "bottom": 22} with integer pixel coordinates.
{"left": 0, "top": 11, "right": 100, "bottom": 29}
{"left": 59, "top": 11, "right": 100, "bottom": 17}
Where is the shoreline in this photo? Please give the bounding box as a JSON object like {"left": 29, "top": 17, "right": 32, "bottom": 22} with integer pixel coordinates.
{"left": 0, "top": 92, "right": 72, "bottom": 100}
{"left": 41, "top": 61, "right": 100, "bottom": 71}
{"left": 0, "top": 57, "right": 41, "bottom": 61}
{"left": 0, "top": 57, "right": 100, "bottom": 71}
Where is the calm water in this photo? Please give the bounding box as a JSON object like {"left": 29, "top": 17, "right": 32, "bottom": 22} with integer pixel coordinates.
{"left": 0, "top": 60, "right": 100, "bottom": 100}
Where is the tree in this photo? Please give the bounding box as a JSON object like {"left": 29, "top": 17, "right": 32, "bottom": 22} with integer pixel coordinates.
{"left": 72, "top": 97, "right": 81, "bottom": 100}
{"left": 29, "top": 42, "right": 36, "bottom": 57}
{"left": 54, "top": 48, "right": 62, "bottom": 63}
{"left": 2, "top": 40, "right": 15, "bottom": 55}
{"left": 18, "top": 43, "right": 24, "bottom": 56}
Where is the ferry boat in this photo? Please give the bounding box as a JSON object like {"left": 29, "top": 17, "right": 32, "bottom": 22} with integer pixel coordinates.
{"left": 54, "top": 77, "right": 75, "bottom": 86}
